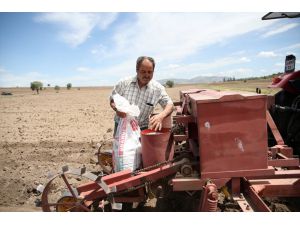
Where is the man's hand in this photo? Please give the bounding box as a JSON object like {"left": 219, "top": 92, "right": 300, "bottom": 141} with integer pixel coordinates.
{"left": 149, "top": 114, "right": 164, "bottom": 131}
{"left": 116, "top": 110, "right": 126, "bottom": 118}
{"left": 110, "top": 100, "right": 126, "bottom": 118}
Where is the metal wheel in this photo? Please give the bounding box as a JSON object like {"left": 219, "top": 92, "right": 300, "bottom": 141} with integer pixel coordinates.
{"left": 41, "top": 166, "right": 104, "bottom": 212}
{"left": 96, "top": 141, "right": 113, "bottom": 174}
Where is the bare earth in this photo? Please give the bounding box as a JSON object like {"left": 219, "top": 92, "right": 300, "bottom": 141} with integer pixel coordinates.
{"left": 0, "top": 86, "right": 186, "bottom": 212}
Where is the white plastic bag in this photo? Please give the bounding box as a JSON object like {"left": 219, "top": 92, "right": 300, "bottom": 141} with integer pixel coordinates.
{"left": 113, "top": 117, "right": 141, "bottom": 172}
{"left": 112, "top": 94, "right": 141, "bottom": 172}
{"left": 113, "top": 94, "right": 140, "bottom": 117}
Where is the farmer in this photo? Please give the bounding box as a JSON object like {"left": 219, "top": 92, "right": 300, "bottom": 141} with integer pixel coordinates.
{"left": 110, "top": 56, "right": 174, "bottom": 133}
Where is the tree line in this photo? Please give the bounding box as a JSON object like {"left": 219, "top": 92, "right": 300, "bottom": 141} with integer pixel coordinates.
{"left": 30, "top": 81, "right": 72, "bottom": 94}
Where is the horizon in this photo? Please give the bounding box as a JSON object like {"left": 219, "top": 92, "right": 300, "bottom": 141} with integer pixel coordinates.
{"left": 0, "top": 74, "right": 277, "bottom": 89}
{"left": 1, "top": 12, "right": 300, "bottom": 88}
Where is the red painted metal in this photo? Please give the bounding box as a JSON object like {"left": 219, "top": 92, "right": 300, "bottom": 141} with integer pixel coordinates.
{"left": 266, "top": 110, "right": 285, "bottom": 145}
{"left": 246, "top": 169, "right": 300, "bottom": 179}
{"left": 173, "top": 134, "right": 188, "bottom": 142}
{"left": 141, "top": 128, "right": 174, "bottom": 167}
{"left": 248, "top": 178, "right": 300, "bottom": 197}
{"left": 105, "top": 158, "right": 188, "bottom": 192}
{"left": 188, "top": 90, "right": 269, "bottom": 176}
{"left": 101, "top": 169, "right": 132, "bottom": 186}
{"left": 172, "top": 178, "right": 230, "bottom": 191}
{"left": 41, "top": 87, "right": 300, "bottom": 212}
{"left": 231, "top": 177, "right": 241, "bottom": 196}
{"left": 87, "top": 158, "right": 188, "bottom": 196}
{"left": 268, "top": 158, "right": 299, "bottom": 167}
{"left": 270, "top": 145, "right": 294, "bottom": 158}
{"left": 201, "top": 167, "right": 274, "bottom": 179}
{"left": 269, "top": 70, "right": 300, "bottom": 94}
{"left": 242, "top": 178, "right": 271, "bottom": 212}
{"left": 198, "top": 181, "right": 218, "bottom": 212}
{"left": 173, "top": 115, "right": 194, "bottom": 123}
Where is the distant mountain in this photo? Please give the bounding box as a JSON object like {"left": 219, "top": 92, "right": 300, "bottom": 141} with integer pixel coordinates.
{"left": 158, "top": 76, "right": 225, "bottom": 85}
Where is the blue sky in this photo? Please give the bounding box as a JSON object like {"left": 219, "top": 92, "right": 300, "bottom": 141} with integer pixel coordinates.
{"left": 0, "top": 12, "right": 300, "bottom": 87}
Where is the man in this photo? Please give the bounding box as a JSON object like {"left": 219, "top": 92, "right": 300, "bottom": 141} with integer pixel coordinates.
{"left": 110, "top": 56, "right": 174, "bottom": 132}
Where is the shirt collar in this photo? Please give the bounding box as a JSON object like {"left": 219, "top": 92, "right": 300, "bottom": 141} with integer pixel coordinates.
{"left": 132, "top": 76, "right": 152, "bottom": 89}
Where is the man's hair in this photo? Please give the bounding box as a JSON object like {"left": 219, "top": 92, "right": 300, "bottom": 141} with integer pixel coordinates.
{"left": 136, "top": 56, "right": 155, "bottom": 72}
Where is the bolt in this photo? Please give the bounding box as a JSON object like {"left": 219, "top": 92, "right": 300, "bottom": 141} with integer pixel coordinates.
{"left": 246, "top": 205, "right": 250, "bottom": 210}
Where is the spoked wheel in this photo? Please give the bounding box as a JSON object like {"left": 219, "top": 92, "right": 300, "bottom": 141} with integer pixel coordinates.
{"left": 96, "top": 141, "right": 113, "bottom": 174}
{"left": 41, "top": 166, "right": 105, "bottom": 212}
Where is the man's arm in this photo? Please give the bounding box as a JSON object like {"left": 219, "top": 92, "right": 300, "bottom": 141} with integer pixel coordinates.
{"left": 110, "top": 80, "right": 127, "bottom": 118}
{"left": 110, "top": 98, "right": 126, "bottom": 118}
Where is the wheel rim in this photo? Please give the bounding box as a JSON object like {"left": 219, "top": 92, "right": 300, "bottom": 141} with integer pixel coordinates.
{"left": 41, "top": 167, "right": 103, "bottom": 212}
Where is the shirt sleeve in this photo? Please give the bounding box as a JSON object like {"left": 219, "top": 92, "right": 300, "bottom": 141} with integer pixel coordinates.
{"left": 109, "top": 79, "right": 125, "bottom": 101}
{"left": 158, "top": 86, "right": 173, "bottom": 107}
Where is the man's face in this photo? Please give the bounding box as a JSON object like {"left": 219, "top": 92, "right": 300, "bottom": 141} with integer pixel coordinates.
{"left": 137, "top": 59, "right": 154, "bottom": 87}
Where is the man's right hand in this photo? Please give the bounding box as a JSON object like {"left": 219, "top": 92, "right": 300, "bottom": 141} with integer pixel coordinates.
{"left": 116, "top": 110, "right": 126, "bottom": 118}
{"left": 111, "top": 100, "right": 126, "bottom": 118}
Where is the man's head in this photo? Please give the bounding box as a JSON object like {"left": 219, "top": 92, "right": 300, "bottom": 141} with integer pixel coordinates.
{"left": 136, "top": 56, "right": 155, "bottom": 87}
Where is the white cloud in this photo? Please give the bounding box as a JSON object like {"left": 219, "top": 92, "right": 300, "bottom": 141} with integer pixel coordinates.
{"left": 262, "top": 23, "right": 299, "bottom": 38}
{"left": 76, "top": 67, "right": 91, "bottom": 72}
{"left": 240, "top": 57, "right": 251, "bottom": 62}
{"left": 0, "top": 69, "right": 47, "bottom": 87}
{"left": 35, "top": 13, "right": 118, "bottom": 47}
{"left": 90, "top": 44, "right": 110, "bottom": 59}
{"left": 157, "top": 56, "right": 254, "bottom": 80}
{"left": 0, "top": 67, "right": 7, "bottom": 73}
{"left": 285, "top": 43, "right": 300, "bottom": 50}
{"left": 275, "top": 62, "right": 284, "bottom": 67}
{"left": 257, "top": 51, "right": 277, "bottom": 58}
{"left": 109, "top": 13, "right": 276, "bottom": 62}
{"left": 285, "top": 51, "right": 297, "bottom": 56}
{"left": 167, "top": 64, "right": 180, "bottom": 69}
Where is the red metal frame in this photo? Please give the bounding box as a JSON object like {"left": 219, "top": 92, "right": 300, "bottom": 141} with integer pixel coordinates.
{"left": 42, "top": 88, "right": 300, "bottom": 212}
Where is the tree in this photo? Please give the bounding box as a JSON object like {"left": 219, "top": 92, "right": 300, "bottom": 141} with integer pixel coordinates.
{"left": 30, "top": 81, "right": 43, "bottom": 94}
{"left": 165, "top": 80, "right": 174, "bottom": 88}
{"left": 54, "top": 85, "right": 60, "bottom": 93}
{"left": 67, "top": 83, "right": 72, "bottom": 90}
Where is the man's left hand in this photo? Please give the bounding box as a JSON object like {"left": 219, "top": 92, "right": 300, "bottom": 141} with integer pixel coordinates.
{"left": 149, "top": 114, "right": 163, "bottom": 131}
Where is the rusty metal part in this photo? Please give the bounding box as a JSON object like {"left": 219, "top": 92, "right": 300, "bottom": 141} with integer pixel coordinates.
{"left": 232, "top": 194, "right": 254, "bottom": 212}
{"left": 41, "top": 166, "right": 103, "bottom": 212}
{"left": 180, "top": 164, "right": 193, "bottom": 177}
{"left": 95, "top": 142, "right": 113, "bottom": 174}
{"left": 242, "top": 178, "right": 271, "bottom": 212}
{"left": 56, "top": 196, "right": 86, "bottom": 212}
